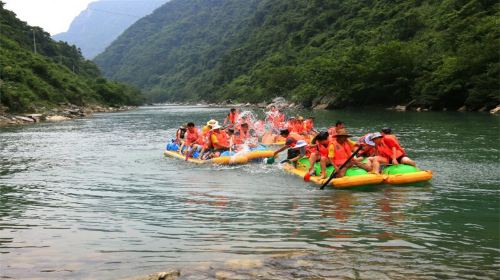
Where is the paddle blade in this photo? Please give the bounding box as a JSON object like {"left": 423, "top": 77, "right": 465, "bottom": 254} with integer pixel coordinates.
{"left": 303, "top": 172, "right": 311, "bottom": 182}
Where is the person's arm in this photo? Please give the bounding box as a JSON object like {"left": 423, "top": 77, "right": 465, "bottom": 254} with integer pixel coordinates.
{"left": 391, "top": 147, "right": 399, "bottom": 165}
{"left": 273, "top": 145, "right": 289, "bottom": 157}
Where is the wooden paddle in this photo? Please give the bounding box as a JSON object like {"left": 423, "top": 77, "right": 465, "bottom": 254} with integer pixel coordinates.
{"left": 319, "top": 145, "right": 364, "bottom": 190}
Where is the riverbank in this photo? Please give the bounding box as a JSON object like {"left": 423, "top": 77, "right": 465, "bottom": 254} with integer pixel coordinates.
{"left": 0, "top": 104, "right": 136, "bottom": 127}
{"left": 165, "top": 97, "right": 500, "bottom": 115}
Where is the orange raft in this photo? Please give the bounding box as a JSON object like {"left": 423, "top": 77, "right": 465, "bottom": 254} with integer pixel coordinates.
{"left": 163, "top": 149, "right": 274, "bottom": 165}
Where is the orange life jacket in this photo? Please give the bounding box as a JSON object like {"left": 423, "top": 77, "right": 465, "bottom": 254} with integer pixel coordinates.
{"left": 209, "top": 130, "right": 229, "bottom": 149}
{"left": 317, "top": 140, "right": 331, "bottom": 158}
{"left": 332, "top": 140, "right": 352, "bottom": 166}
{"left": 376, "top": 136, "right": 404, "bottom": 161}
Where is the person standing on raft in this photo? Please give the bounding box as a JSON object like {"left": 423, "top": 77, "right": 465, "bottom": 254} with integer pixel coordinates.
{"left": 369, "top": 132, "right": 416, "bottom": 174}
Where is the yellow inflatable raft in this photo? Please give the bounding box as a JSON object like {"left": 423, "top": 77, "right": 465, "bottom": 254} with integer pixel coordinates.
{"left": 283, "top": 158, "right": 384, "bottom": 188}
{"left": 163, "top": 149, "right": 274, "bottom": 165}
{"left": 382, "top": 164, "right": 433, "bottom": 185}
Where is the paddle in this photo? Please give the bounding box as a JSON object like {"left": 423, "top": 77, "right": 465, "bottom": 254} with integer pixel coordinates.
{"left": 319, "top": 145, "right": 364, "bottom": 190}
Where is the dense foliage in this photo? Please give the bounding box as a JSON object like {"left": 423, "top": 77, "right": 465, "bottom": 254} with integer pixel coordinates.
{"left": 0, "top": 2, "right": 143, "bottom": 112}
{"left": 95, "top": 0, "right": 499, "bottom": 110}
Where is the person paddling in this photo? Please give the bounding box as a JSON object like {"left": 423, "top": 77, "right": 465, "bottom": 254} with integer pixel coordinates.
{"left": 273, "top": 129, "right": 304, "bottom": 159}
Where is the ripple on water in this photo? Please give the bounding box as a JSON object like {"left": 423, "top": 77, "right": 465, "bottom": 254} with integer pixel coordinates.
{"left": 0, "top": 106, "right": 498, "bottom": 279}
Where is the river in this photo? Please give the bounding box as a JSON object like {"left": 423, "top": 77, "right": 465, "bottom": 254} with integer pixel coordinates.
{"left": 0, "top": 105, "right": 498, "bottom": 279}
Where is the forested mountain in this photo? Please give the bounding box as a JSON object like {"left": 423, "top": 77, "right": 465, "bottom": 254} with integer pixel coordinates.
{"left": 95, "top": 0, "right": 499, "bottom": 110}
{"left": 53, "top": 0, "right": 167, "bottom": 59}
{"left": 0, "top": 2, "right": 143, "bottom": 112}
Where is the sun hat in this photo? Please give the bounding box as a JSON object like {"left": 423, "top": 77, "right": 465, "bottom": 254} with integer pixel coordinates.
{"left": 293, "top": 140, "right": 307, "bottom": 148}
{"left": 211, "top": 124, "right": 222, "bottom": 130}
{"left": 364, "top": 134, "right": 376, "bottom": 146}
{"left": 334, "top": 128, "right": 351, "bottom": 137}
{"left": 207, "top": 119, "right": 219, "bottom": 126}
{"left": 370, "top": 132, "right": 383, "bottom": 141}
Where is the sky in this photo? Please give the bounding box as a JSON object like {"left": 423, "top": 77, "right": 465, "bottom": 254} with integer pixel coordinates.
{"left": 3, "top": 0, "right": 96, "bottom": 35}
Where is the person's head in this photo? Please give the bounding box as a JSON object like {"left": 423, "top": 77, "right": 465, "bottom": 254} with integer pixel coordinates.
{"left": 211, "top": 124, "right": 222, "bottom": 132}
{"left": 270, "top": 105, "right": 277, "bottom": 111}
{"left": 381, "top": 127, "right": 392, "bottom": 135}
{"left": 312, "top": 131, "right": 329, "bottom": 144}
{"left": 241, "top": 123, "right": 249, "bottom": 131}
{"left": 280, "top": 129, "right": 290, "bottom": 137}
{"left": 230, "top": 108, "right": 236, "bottom": 113}
{"left": 179, "top": 125, "right": 187, "bottom": 131}
{"left": 187, "top": 122, "right": 195, "bottom": 132}
{"left": 227, "top": 128, "right": 234, "bottom": 135}
{"left": 370, "top": 132, "right": 383, "bottom": 145}
{"left": 334, "top": 128, "right": 351, "bottom": 143}
{"left": 335, "top": 120, "right": 345, "bottom": 129}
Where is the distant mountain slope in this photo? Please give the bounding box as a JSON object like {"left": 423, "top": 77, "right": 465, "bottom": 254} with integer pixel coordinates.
{"left": 95, "top": 0, "right": 499, "bottom": 110}
{"left": 53, "top": 0, "right": 166, "bottom": 59}
{"left": 0, "top": 2, "right": 143, "bottom": 113}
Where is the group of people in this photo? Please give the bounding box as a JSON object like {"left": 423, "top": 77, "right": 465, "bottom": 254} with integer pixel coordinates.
{"left": 274, "top": 124, "right": 416, "bottom": 178}
{"left": 172, "top": 107, "right": 416, "bottom": 176}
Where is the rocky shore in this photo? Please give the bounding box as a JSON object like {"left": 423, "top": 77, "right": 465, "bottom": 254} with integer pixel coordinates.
{"left": 0, "top": 104, "right": 135, "bottom": 127}
{"left": 172, "top": 97, "right": 500, "bottom": 115}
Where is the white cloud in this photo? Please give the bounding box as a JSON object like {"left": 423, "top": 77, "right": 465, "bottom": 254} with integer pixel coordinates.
{"left": 3, "top": 0, "right": 96, "bottom": 35}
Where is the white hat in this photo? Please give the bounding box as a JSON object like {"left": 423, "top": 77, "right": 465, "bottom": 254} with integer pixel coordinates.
{"left": 293, "top": 140, "right": 307, "bottom": 148}
{"left": 364, "top": 134, "right": 376, "bottom": 146}
{"left": 369, "top": 132, "right": 383, "bottom": 141}
{"left": 211, "top": 124, "right": 222, "bottom": 130}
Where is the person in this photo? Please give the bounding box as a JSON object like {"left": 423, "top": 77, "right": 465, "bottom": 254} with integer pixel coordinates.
{"left": 286, "top": 140, "right": 308, "bottom": 164}
{"left": 328, "top": 120, "right": 345, "bottom": 136}
{"left": 294, "top": 116, "right": 305, "bottom": 135}
{"left": 307, "top": 131, "right": 332, "bottom": 179}
{"left": 234, "top": 123, "right": 257, "bottom": 146}
{"left": 175, "top": 125, "right": 187, "bottom": 146}
{"left": 304, "top": 116, "right": 318, "bottom": 135}
{"left": 273, "top": 129, "right": 305, "bottom": 159}
{"left": 381, "top": 127, "right": 406, "bottom": 154}
{"left": 369, "top": 132, "right": 416, "bottom": 174}
{"left": 357, "top": 133, "right": 377, "bottom": 158}
{"left": 223, "top": 108, "right": 238, "bottom": 128}
{"left": 309, "top": 129, "right": 361, "bottom": 179}
{"left": 183, "top": 122, "right": 202, "bottom": 158}
{"left": 266, "top": 105, "right": 285, "bottom": 131}
{"left": 208, "top": 124, "right": 230, "bottom": 156}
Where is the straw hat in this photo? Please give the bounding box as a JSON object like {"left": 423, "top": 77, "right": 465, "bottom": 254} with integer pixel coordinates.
{"left": 334, "top": 128, "right": 351, "bottom": 137}
{"left": 206, "top": 119, "right": 219, "bottom": 126}
{"left": 293, "top": 140, "right": 307, "bottom": 148}
{"left": 211, "top": 124, "right": 222, "bottom": 130}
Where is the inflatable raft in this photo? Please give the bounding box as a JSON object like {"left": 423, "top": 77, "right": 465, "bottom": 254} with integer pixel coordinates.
{"left": 283, "top": 158, "right": 384, "bottom": 188}
{"left": 382, "top": 164, "right": 433, "bottom": 185}
{"left": 164, "top": 143, "right": 274, "bottom": 165}
{"left": 283, "top": 158, "right": 432, "bottom": 188}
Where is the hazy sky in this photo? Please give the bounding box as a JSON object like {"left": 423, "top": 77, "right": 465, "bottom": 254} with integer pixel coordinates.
{"left": 4, "top": 0, "right": 96, "bottom": 35}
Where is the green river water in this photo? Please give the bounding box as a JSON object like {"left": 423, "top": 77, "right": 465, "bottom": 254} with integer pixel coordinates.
{"left": 0, "top": 105, "right": 498, "bottom": 279}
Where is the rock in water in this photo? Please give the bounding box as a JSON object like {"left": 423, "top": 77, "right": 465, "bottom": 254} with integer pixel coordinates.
{"left": 490, "top": 105, "right": 500, "bottom": 115}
